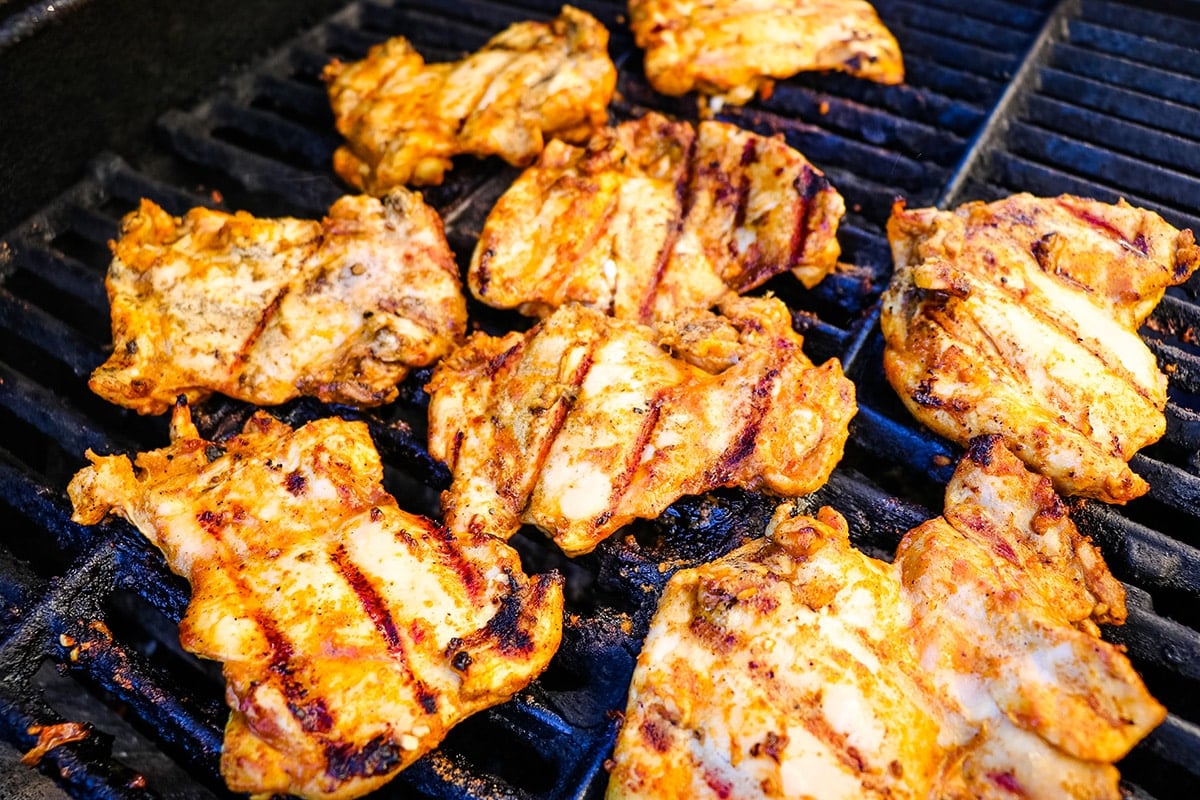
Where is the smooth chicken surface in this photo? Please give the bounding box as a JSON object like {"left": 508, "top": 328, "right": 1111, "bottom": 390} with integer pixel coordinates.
{"left": 608, "top": 436, "right": 1163, "bottom": 799}
{"left": 325, "top": 5, "right": 616, "bottom": 191}
{"left": 68, "top": 403, "right": 563, "bottom": 800}
{"left": 882, "top": 193, "right": 1200, "bottom": 503}
{"left": 629, "top": 0, "right": 904, "bottom": 106}
{"left": 89, "top": 191, "right": 466, "bottom": 415}
{"left": 471, "top": 113, "right": 845, "bottom": 324}
{"left": 427, "top": 296, "right": 855, "bottom": 556}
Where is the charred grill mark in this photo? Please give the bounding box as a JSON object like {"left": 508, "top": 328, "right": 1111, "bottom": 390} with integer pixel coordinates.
{"left": 234, "top": 286, "right": 289, "bottom": 372}
{"left": 330, "top": 544, "right": 441, "bottom": 715}
{"left": 601, "top": 394, "right": 665, "bottom": 530}
{"left": 475, "top": 248, "right": 494, "bottom": 294}
{"left": 485, "top": 340, "right": 525, "bottom": 380}
{"left": 1055, "top": 200, "right": 1147, "bottom": 257}
{"left": 285, "top": 470, "right": 308, "bottom": 496}
{"left": 961, "top": 260, "right": 1159, "bottom": 407}
{"left": 195, "top": 509, "right": 225, "bottom": 539}
{"left": 330, "top": 544, "right": 402, "bottom": 653}
{"left": 787, "top": 165, "right": 828, "bottom": 273}
{"left": 731, "top": 139, "right": 757, "bottom": 232}
{"left": 513, "top": 337, "right": 598, "bottom": 512}
{"left": 482, "top": 575, "right": 533, "bottom": 655}
{"left": 417, "top": 687, "right": 438, "bottom": 714}
{"left": 428, "top": 523, "right": 485, "bottom": 602}
{"left": 288, "top": 697, "right": 334, "bottom": 734}
{"left": 255, "top": 610, "right": 335, "bottom": 733}
{"left": 637, "top": 131, "right": 696, "bottom": 324}
{"left": 911, "top": 377, "right": 943, "bottom": 408}
{"left": 705, "top": 368, "right": 779, "bottom": 485}
{"left": 966, "top": 436, "right": 1002, "bottom": 467}
{"left": 640, "top": 713, "right": 674, "bottom": 754}
{"left": 325, "top": 734, "right": 405, "bottom": 780}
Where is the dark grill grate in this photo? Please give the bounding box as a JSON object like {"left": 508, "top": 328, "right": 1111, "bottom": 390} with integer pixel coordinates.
{"left": 2, "top": 0, "right": 1200, "bottom": 797}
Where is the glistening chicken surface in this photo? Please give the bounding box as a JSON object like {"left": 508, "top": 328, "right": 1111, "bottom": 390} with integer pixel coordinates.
{"left": 427, "top": 296, "right": 855, "bottom": 556}
{"left": 68, "top": 403, "right": 563, "bottom": 800}
{"left": 90, "top": 191, "right": 467, "bottom": 414}
{"left": 881, "top": 193, "right": 1200, "bottom": 502}
{"left": 608, "top": 437, "right": 1163, "bottom": 799}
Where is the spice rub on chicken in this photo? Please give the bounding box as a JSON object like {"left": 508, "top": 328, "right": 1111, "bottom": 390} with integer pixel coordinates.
{"left": 608, "top": 436, "right": 1163, "bottom": 800}
{"left": 881, "top": 194, "right": 1200, "bottom": 504}
{"left": 89, "top": 191, "right": 467, "bottom": 415}
{"left": 67, "top": 403, "right": 563, "bottom": 800}
{"left": 325, "top": 5, "right": 617, "bottom": 191}
{"left": 629, "top": 0, "right": 904, "bottom": 107}
{"left": 426, "top": 295, "right": 855, "bottom": 557}
{"left": 470, "top": 113, "right": 845, "bottom": 324}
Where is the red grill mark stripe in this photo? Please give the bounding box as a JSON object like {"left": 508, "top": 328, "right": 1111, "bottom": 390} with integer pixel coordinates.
{"left": 1055, "top": 199, "right": 1147, "bottom": 255}
{"left": 637, "top": 131, "right": 695, "bottom": 325}
{"left": 330, "top": 543, "right": 403, "bottom": 654}
{"left": 330, "top": 544, "right": 440, "bottom": 714}
{"left": 601, "top": 393, "right": 665, "bottom": 529}
{"left": 234, "top": 286, "right": 289, "bottom": 373}
{"left": 787, "top": 165, "right": 825, "bottom": 273}
{"left": 705, "top": 367, "right": 779, "bottom": 486}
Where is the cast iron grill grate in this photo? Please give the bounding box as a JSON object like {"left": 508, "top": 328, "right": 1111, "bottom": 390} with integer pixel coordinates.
{"left": 1, "top": 0, "right": 1199, "bottom": 798}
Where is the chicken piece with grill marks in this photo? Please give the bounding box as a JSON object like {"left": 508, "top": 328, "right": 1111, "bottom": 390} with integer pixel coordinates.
{"left": 88, "top": 191, "right": 467, "bottom": 415}
{"left": 426, "top": 295, "right": 855, "bottom": 556}
{"left": 470, "top": 112, "right": 845, "bottom": 324}
{"left": 608, "top": 436, "right": 1163, "bottom": 800}
{"left": 881, "top": 193, "right": 1200, "bottom": 503}
{"left": 325, "top": 5, "right": 616, "bottom": 191}
{"left": 629, "top": 0, "right": 903, "bottom": 107}
{"left": 67, "top": 402, "right": 563, "bottom": 800}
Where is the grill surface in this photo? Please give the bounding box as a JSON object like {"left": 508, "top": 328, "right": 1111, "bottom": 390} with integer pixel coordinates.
{"left": 3, "top": 0, "right": 1200, "bottom": 797}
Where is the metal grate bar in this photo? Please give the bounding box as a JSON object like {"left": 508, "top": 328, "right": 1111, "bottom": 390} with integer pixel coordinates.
{"left": 761, "top": 86, "right": 969, "bottom": 167}
{"left": 0, "top": 362, "right": 127, "bottom": 459}
{"left": 1039, "top": 69, "right": 1200, "bottom": 140}
{"left": 1005, "top": 121, "right": 1200, "bottom": 210}
{"left": 875, "top": 0, "right": 1036, "bottom": 52}
{"left": 1024, "top": 96, "right": 1200, "bottom": 175}
{"left": 159, "top": 108, "right": 344, "bottom": 214}
{"left": 6, "top": 241, "right": 108, "bottom": 312}
{"left": 0, "top": 288, "right": 105, "bottom": 377}
{"left": 1050, "top": 44, "right": 1200, "bottom": 107}
{"left": 1082, "top": 0, "right": 1200, "bottom": 49}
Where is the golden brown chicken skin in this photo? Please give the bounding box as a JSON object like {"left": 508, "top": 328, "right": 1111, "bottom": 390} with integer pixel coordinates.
{"left": 882, "top": 193, "right": 1200, "bottom": 503}
{"left": 629, "top": 0, "right": 904, "bottom": 106}
{"left": 89, "top": 191, "right": 467, "bottom": 415}
{"left": 470, "top": 113, "right": 845, "bottom": 324}
{"left": 325, "top": 5, "right": 617, "bottom": 191}
{"left": 427, "top": 296, "right": 855, "bottom": 556}
{"left": 608, "top": 436, "right": 1163, "bottom": 800}
{"left": 68, "top": 403, "right": 563, "bottom": 800}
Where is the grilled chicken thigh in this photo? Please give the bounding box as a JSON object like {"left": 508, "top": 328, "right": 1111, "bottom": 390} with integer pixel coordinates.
{"left": 608, "top": 436, "right": 1163, "bottom": 799}
{"left": 325, "top": 5, "right": 616, "bottom": 191}
{"left": 427, "top": 296, "right": 855, "bottom": 556}
{"left": 470, "top": 113, "right": 844, "bottom": 324}
{"left": 629, "top": 0, "right": 904, "bottom": 106}
{"left": 882, "top": 194, "right": 1200, "bottom": 503}
{"left": 89, "top": 191, "right": 466, "bottom": 415}
{"left": 68, "top": 403, "right": 563, "bottom": 800}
